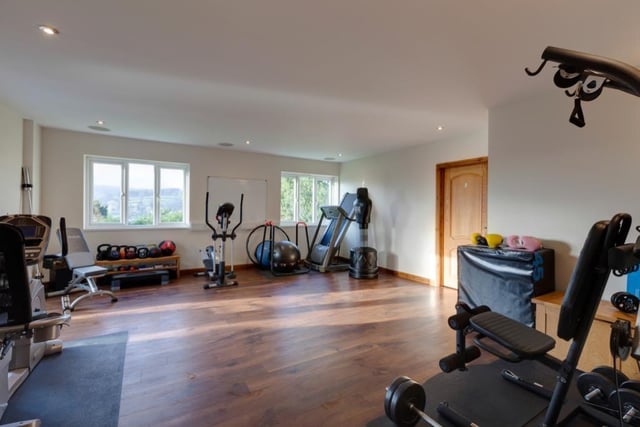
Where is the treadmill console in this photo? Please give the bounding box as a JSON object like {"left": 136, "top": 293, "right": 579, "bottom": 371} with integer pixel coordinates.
{"left": 0, "top": 215, "right": 51, "bottom": 265}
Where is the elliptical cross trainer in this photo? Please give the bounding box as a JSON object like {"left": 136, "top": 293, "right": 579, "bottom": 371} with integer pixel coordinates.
{"left": 204, "top": 192, "right": 243, "bottom": 289}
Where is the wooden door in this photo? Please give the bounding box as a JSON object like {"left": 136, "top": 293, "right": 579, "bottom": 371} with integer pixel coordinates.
{"left": 437, "top": 158, "right": 487, "bottom": 289}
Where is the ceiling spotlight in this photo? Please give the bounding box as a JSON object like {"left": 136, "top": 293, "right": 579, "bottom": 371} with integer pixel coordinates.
{"left": 96, "top": 120, "right": 105, "bottom": 125}
{"left": 338, "top": 153, "right": 343, "bottom": 157}
{"left": 436, "top": 125, "right": 445, "bottom": 131}
{"left": 38, "top": 25, "right": 59, "bottom": 36}
{"left": 245, "top": 140, "right": 251, "bottom": 145}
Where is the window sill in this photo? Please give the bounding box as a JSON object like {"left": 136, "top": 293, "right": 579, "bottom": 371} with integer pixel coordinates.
{"left": 84, "top": 224, "right": 192, "bottom": 232}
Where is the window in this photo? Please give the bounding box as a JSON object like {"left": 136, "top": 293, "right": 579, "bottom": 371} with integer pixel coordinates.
{"left": 280, "top": 172, "right": 338, "bottom": 224}
{"left": 85, "top": 155, "right": 189, "bottom": 228}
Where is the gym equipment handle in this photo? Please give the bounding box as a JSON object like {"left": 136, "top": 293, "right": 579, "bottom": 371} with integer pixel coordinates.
{"left": 437, "top": 401, "right": 479, "bottom": 426}
{"left": 501, "top": 369, "right": 553, "bottom": 400}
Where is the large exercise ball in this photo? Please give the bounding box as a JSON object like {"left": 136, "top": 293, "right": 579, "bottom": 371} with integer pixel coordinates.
{"left": 272, "top": 241, "right": 301, "bottom": 272}
{"left": 255, "top": 240, "right": 273, "bottom": 269}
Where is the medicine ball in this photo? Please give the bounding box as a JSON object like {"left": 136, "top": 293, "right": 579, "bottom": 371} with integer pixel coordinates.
{"left": 159, "top": 240, "right": 176, "bottom": 256}
{"left": 272, "top": 241, "right": 301, "bottom": 272}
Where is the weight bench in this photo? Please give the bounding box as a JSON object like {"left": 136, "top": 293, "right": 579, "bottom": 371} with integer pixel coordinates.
{"left": 385, "top": 213, "right": 640, "bottom": 426}
{"left": 57, "top": 218, "right": 118, "bottom": 311}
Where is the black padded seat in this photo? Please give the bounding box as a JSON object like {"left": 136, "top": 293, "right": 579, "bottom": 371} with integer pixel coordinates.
{"left": 470, "top": 311, "right": 556, "bottom": 358}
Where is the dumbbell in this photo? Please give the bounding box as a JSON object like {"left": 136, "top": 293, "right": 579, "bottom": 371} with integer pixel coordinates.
{"left": 384, "top": 376, "right": 478, "bottom": 427}
{"left": 577, "top": 366, "right": 629, "bottom": 408}
{"left": 608, "top": 388, "right": 640, "bottom": 425}
{"left": 577, "top": 372, "right": 616, "bottom": 406}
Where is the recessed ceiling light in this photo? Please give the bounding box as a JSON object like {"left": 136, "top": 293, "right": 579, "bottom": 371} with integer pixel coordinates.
{"left": 96, "top": 120, "right": 105, "bottom": 125}
{"left": 338, "top": 153, "right": 343, "bottom": 157}
{"left": 219, "top": 142, "right": 233, "bottom": 147}
{"left": 245, "top": 140, "right": 251, "bottom": 145}
{"left": 436, "top": 125, "right": 445, "bottom": 131}
{"left": 88, "top": 125, "right": 110, "bottom": 132}
{"left": 38, "top": 25, "right": 59, "bottom": 36}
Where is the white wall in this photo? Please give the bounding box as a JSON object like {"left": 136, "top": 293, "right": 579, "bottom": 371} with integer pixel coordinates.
{"left": 40, "top": 128, "right": 340, "bottom": 269}
{"left": 340, "top": 130, "right": 488, "bottom": 281}
{"left": 0, "top": 101, "right": 23, "bottom": 215}
{"left": 489, "top": 89, "right": 640, "bottom": 297}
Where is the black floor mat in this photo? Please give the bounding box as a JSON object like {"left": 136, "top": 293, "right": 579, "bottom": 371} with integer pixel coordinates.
{"left": 367, "top": 358, "right": 622, "bottom": 427}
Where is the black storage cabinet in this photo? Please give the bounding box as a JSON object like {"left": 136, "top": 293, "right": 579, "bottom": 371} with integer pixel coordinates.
{"left": 457, "top": 245, "right": 555, "bottom": 326}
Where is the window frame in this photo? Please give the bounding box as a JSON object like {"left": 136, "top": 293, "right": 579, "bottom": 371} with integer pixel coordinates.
{"left": 84, "top": 155, "right": 190, "bottom": 230}
{"left": 280, "top": 172, "right": 339, "bottom": 226}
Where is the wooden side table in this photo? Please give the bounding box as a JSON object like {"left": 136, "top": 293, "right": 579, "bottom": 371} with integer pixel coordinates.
{"left": 533, "top": 291, "right": 639, "bottom": 378}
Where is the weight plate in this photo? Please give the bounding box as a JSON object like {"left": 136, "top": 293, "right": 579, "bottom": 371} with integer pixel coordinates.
{"left": 621, "top": 381, "right": 640, "bottom": 394}
{"left": 609, "top": 388, "right": 640, "bottom": 426}
{"left": 577, "top": 372, "right": 615, "bottom": 405}
{"left": 384, "top": 376, "right": 411, "bottom": 420}
{"left": 388, "top": 378, "right": 425, "bottom": 427}
{"left": 592, "top": 365, "right": 629, "bottom": 384}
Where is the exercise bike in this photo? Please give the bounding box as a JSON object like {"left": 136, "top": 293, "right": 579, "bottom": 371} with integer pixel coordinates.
{"left": 203, "top": 192, "right": 243, "bottom": 289}
{"left": 0, "top": 215, "right": 71, "bottom": 424}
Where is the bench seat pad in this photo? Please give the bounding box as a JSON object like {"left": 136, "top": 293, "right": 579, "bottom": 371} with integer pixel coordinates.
{"left": 470, "top": 311, "right": 556, "bottom": 358}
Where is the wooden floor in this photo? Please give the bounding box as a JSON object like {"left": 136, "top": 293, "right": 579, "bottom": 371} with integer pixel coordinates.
{"left": 46, "top": 269, "right": 462, "bottom": 427}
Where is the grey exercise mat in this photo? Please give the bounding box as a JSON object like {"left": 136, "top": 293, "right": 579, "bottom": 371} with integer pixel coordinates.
{"left": 0, "top": 331, "right": 128, "bottom": 427}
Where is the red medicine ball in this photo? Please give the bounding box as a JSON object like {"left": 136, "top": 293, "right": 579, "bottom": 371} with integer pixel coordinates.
{"left": 159, "top": 240, "right": 176, "bottom": 256}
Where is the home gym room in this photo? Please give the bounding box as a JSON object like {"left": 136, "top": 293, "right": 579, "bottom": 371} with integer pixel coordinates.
{"left": 1, "top": 1, "right": 640, "bottom": 426}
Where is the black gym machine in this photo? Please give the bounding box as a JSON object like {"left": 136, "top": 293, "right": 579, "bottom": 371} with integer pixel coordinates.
{"left": 203, "top": 192, "right": 243, "bottom": 289}
{"left": 385, "top": 213, "right": 640, "bottom": 427}
{"left": 383, "top": 46, "right": 640, "bottom": 427}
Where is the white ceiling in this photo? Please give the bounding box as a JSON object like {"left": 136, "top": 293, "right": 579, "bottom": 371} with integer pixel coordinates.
{"left": 1, "top": 1, "right": 639, "bottom": 162}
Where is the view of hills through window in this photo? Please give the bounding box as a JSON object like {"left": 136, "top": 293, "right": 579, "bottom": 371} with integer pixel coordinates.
{"left": 90, "top": 161, "right": 186, "bottom": 225}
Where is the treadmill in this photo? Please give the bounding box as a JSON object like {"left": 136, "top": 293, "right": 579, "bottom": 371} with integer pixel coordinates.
{"left": 305, "top": 192, "right": 357, "bottom": 272}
